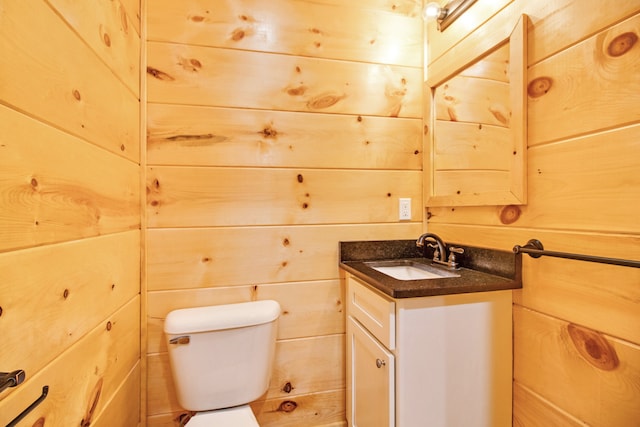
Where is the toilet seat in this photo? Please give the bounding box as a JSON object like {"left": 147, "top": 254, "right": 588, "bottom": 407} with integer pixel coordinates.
{"left": 186, "top": 405, "right": 259, "bottom": 426}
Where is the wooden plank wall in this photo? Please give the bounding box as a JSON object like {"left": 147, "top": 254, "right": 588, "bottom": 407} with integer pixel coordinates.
{"left": 145, "top": 1, "right": 423, "bottom": 425}
{"left": 425, "top": 0, "right": 640, "bottom": 425}
{"left": 0, "top": 1, "right": 141, "bottom": 426}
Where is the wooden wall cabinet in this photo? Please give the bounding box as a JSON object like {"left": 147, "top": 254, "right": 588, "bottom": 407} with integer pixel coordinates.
{"left": 345, "top": 274, "right": 513, "bottom": 426}
{"left": 425, "top": 15, "right": 528, "bottom": 206}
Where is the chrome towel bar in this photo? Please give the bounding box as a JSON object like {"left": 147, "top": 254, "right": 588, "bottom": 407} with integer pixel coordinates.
{"left": 513, "top": 239, "right": 640, "bottom": 269}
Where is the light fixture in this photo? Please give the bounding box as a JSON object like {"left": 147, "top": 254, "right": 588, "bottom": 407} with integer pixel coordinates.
{"left": 423, "top": 2, "right": 448, "bottom": 21}
{"left": 423, "top": 0, "right": 477, "bottom": 32}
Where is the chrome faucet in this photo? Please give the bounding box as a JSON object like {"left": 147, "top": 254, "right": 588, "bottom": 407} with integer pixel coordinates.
{"left": 416, "top": 233, "right": 463, "bottom": 269}
{"left": 416, "top": 233, "right": 446, "bottom": 262}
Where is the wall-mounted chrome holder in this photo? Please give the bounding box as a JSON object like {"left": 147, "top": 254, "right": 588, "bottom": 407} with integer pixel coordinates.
{"left": 513, "top": 239, "right": 640, "bottom": 269}
{"left": 0, "top": 370, "right": 25, "bottom": 394}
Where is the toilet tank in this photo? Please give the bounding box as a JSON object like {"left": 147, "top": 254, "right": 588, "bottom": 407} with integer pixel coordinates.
{"left": 164, "top": 300, "right": 280, "bottom": 412}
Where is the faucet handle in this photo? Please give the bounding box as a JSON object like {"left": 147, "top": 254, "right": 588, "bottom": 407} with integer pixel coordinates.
{"left": 447, "top": 246, "right": 464, "bottom": 267}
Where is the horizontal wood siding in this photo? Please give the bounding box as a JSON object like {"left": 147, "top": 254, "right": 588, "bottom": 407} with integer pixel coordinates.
{"left": 0, "top": 1, "right": 141, "bottom": 425}
{"left": 146, "top": 1, "right": 423, "bottom": 425}
{"left": 426, "top": 1, "right": 640, "bottom": 425}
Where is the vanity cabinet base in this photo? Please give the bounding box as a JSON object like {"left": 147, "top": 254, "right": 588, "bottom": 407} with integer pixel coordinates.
{"left": 346, "top": 274, "right": 513, "bottom": 427}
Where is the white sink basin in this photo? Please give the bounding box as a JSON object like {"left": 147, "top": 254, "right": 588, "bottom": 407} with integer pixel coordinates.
{"left": 365, "top": 260, "right": 460, "bottom": 281}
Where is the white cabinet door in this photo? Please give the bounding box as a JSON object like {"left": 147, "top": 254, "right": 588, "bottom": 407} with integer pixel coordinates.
{"left": 347, "top": 317, "right": 395, "bottom": 427}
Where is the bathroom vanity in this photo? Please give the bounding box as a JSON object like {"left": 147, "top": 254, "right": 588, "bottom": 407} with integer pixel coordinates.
{"left": 340, "top": 239, "right": 521, "bottom": 427}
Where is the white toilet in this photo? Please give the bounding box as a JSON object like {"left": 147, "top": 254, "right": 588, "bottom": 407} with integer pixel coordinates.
{"left": 164, "top": 300, "right": 281, "bottom": 426}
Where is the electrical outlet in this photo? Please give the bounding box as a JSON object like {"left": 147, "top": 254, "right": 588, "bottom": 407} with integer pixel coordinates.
{"left": 399, "top": 198, "right": 411, "bottom": 220}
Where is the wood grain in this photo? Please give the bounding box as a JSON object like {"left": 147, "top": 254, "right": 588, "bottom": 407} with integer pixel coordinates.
{"left": 147, "top": 42, "right": 422, "bottom": 118}
{"left": 528, "top": 14, "right": 640, "bottom": 145}
{"left": 0, "top": 105, "right": 140, "bottom": 252}
{"left": 0, "top": 298, "right": 140, "bottom": 426}
{"left": 147, "top": 224, "right": 422, "bottom": 291}
{"left": 147, "top": 280, "right": 344, "bottom": 353}
{"left": 147, "top": 335, "right": 344, "bottom": 415}
{"left": 148, "top": 0, "right": 422, "bottom": 67}
{"left": 146, "top": 167, "right": 422, "bottom": 227}
{"left": 0, "top": 0, "right": 140, "bottom": 162}
{"left": 147, "top": 104, "right": 422, "bottom": 169}
{"left": 514, "top": 306, "right": 640, "bottom": 427}
{"left": 0, "top": 231, "right": 140, "bottom": 383}
{"left": 48, "top": 0, "right": 140, "bottom": 95}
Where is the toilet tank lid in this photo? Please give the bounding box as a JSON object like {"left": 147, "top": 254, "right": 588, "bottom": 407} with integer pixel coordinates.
{"left": 164, "top": 300, "right": 281, "bottom": 334}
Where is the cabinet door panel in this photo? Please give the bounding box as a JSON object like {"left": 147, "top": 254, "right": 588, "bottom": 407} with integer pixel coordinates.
{"left": 348, "top": 317, "right": 394, "bottom": 427}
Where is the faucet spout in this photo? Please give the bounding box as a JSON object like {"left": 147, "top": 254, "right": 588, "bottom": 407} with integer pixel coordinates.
{"left": 416, "top": 233, "right": 447, "bottom": 263}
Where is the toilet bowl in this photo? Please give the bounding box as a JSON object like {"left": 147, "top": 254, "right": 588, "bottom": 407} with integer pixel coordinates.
{"left": 164, "top": 300, "right": 280, "bottom": 426}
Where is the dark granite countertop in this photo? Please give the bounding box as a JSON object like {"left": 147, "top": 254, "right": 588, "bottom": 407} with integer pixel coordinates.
{"left": 339, "top": 239, "right": 522, "bottom": 299}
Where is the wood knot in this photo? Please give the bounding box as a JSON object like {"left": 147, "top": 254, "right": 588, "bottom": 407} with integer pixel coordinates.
{"left": 179, "top": 57, "right": 202, "bottom": 72}
{"left": 307, "top": 92, "right": 345, "bottom": 110}
{"left": 147, "top": 66, "right": 175, "bottom": 81}
{"left": 607, "top": 32, "right": 637, "bottom": 57}
{"left": 567, "top": 323, "right": 619, "bottom": 371}
{"left": 231, "top": 28, "right": 245, "bottom": 41}
{"left": 287, "top": 85, "right": 308, "bottom": 96}
{"left": 190, "top": 15, "right": 205, "bottom": 22}
{"left": 81, "top": 378, "right": 103, "bottom": 427}
{"left": 261, "top": 125, "right": 278, "bottom": 139}
{"left": 278, "top": 400, "right": 298, "bottom": 413}
{"left": 527, "top": 77, "right": 552, "bottom": 98}
{"left": 282, "top": 238, "right": 290, "bottom": 246}
{"left": 103, "top": 32, "right": 111, "bottom": 47}
{"left": 297, "top": 174, "right": 304, "bottom": 183}
{"left": 282, "top": 382, "right": 294, "bottom": 393}
{"left": 499, "top": 205, "right": 521, "bottom": 224}
{"left": 489, "top": 105, "right": 510, "bottom": 126}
